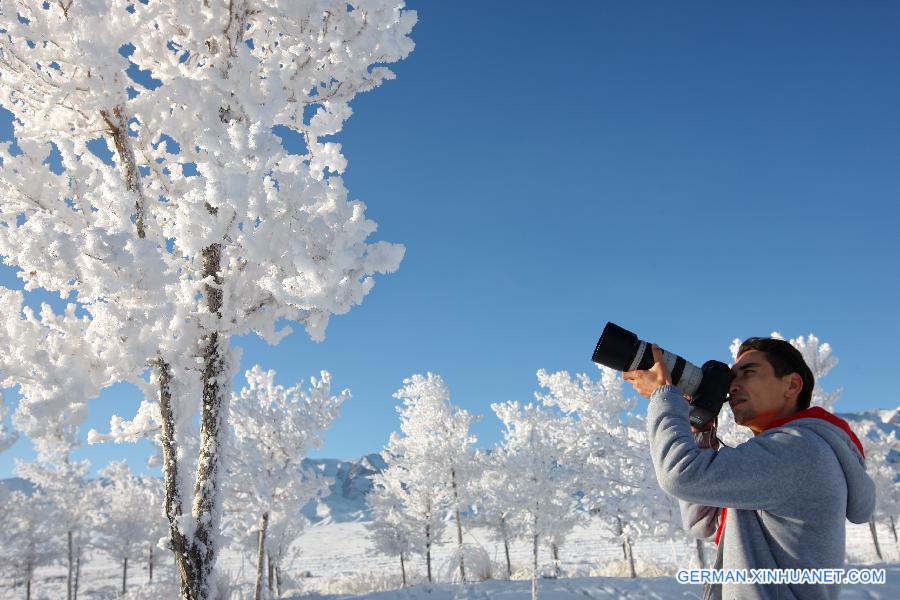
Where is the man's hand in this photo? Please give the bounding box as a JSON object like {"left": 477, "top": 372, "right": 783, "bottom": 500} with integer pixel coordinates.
{"left": 623, "top": 344, "right": 672, "bottom": 399}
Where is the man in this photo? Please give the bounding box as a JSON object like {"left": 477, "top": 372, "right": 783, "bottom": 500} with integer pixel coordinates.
{"left": 623, "top": 338, "right": 875, "bottom": 600}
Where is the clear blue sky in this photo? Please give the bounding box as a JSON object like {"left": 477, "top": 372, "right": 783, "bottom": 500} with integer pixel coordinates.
{"left": 2, "top": 0, "right": 899, "bottom": 477}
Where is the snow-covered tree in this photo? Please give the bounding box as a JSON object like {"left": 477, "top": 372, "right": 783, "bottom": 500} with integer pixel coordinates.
{"left": 852, "top": 413, "right": 900, "bottom": 559}
{"left": 467, "top": 448, "right": 519, "bottom": 579}
{"left": 259, "top": 507, "right": 310, "bottom": 597}
{"left": 94, "top": 461, "right": 165, "bottom": 596}
{"left": 491, "top": 401, "right": 580, "bottom": 600}
{"left": 366, "top": 467, "right": 419, "bottom": 587}
{"left": 0, "top": 490, "right": 61, "bottom": 600}
{"left": 15, "top": 446, "right": 96, "bottom": 600}
{"left": 0, "top": 2, "right": 415, "bottom": 597}
{"left": 0, "top": 392, "right": 17, "bottom": 453}
{"left": 535, "top": 366, "right": 673, "bottom": 577}
{"left": 223, "top": 365, "right": 345, "bottom": 599}
{"left": 383, "top": 373, "right": 478, "bottom": 582}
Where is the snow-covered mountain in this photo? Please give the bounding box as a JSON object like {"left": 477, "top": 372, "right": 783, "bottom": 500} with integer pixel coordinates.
{"left": 0, "top": 453, "right": 387, "bottom": 524}
{"left": 300, "top": 453, "right": 386, "bottom": 524}
{"left": 0, "top": 475, "right": 34, "bottom": 496}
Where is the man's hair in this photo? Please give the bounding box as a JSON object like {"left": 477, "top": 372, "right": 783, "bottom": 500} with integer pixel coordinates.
{"left": 737, "top": 338, "right": 815, "bottom": 411}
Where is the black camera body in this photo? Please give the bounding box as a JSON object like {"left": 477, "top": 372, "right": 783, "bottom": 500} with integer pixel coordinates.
{"left": 591, "top": 322, "right": 733, "bottom": 429}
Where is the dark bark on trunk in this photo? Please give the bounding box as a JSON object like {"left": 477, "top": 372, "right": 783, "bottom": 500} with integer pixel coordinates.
{"left": 624, "top": 536, "right": 636, "bottom": 578}
{"left": 105, "top": 97, "right": 187, "bottom": 597}
{"left": 400, "top": 551, "right": 407, "bottom": 587}
{"left": 696, "top": 538, "right": 706, "bottom": 568}
{"left": 870, "top": 518, "right": 884, "bottom": 561}
{"left": 158, "top": 360, "right": 197, "bottom": 599}
{"left": 254, "top": 512, "right": 269, "bottom": 600}
{"left": 450, "top": 468, "right": 466, "bottom": 582}
{"left": 122, "top": 556, "right": 128, "bottom": 595}
{"left": 615, "top": 516, "right": 627, "bottom": 560}
{"left": 26, "top": 573, "right": 31, "bottom": 600}
{"left": 275, "top": 563, "right": 282, "bottom": 597}
{"left": 74, "top": 554, "right": 80, "bottom": 600}
{"left": 267, "top": 551, "right": 274, "bottom": 593}
{"left": 67, "top": 530, "right": 73, "bottom": 600}
{"left": 550, "top": 542, "right": 560, "bottom": 578}
{"left": 504, "top": 536, "right": 512, "bottom": 579}
{"left": 101, "top": 105, "right": 146, "bottom": 238}
{"left": 189, "top": 240, "right": 227, "bottom": 600}
{"left": 425, "top": 522, "right": 432, "bottom": 583}
{"left": 531, "top": 529, "right": 538, "bottom": 600}
{"left": 891, "top": 515, "right": 898, "bottom": 545}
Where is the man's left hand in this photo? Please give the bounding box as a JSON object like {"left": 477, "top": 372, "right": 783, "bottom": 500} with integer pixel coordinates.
{"left": 623, "top": 344, "right": 672, "bottom": 399}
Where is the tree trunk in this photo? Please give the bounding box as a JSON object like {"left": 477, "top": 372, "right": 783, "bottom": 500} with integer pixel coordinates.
{"left": 890, "top": 515, "right": 898, "bottom": 546}
{"left": 100, "top": 105, "right": 147, "bottom": 238}
{"left": 67, "top": 529, "right": 73, "bottom": 600}
{"left": 25, "top": 562, "right": 33, "bottom": 600}
{"left": 254, "top": 512, "right": 269, "bottom": 600}
{"left": 189, "top": 239, "right": 229, "bottom": 600}
{"left": 550, "top": 542, "right": 560, "bottom": 578}
{"left": 158, "top": 359, "right": 197, "bottom": 599}
{"left": 615, "top": 516, "right": 627, "bottom": 560}
{"left": 400, "top": 551, "right": 407, "bottom": 587}
{"left": 869, "top": 518, "right": 884, "bottom": 561}
{"left": 267, "top": 551, "right": 274, "bottom": 593}
{"left": 425, "top": 522, "right": 432, "bottom": 583}
{"left": 504, "top": 536, "right": 512, "bottom": 579}
{"left": 74, "top": 554, "right": 80, "bottom": 600}
{"left": 498, "top": 514, "right": 512, "bottom": 578}
{"left": 624, "top": 536, "right": 636, "bottom": 578}
{"left": 696, "top": 538, "right": 706, "bottom": 568}
{"left": 450, "top": 468, "right": 466, "bottom": 582}
{"left": 531, "top": 531, "right": 538, "bottom": 600}
{"left": 122, "top": 556, "right": 128, "bottom": 596}
{"left": 275, "top": 564, "right": 282, "bottom": 598}
{"left": 149, "top": 545, "right": 154, "bottom": 582}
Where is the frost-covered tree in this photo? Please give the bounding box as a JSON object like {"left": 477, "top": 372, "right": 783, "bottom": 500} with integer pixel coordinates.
{"left": 94, "top": 461, "right": 164, "bottom": 596}
{"left": 385, "top": 373, "right": 478, "bottom": 582}
{"left": 259, "top": 507, "right": 310, "bottom": 597}
{"left": 15, "top": 445, "right": 96, "bottom": 600}
{"left": 0, "top": 2, "right": 414, "bottom": 597}
{"left": 535, "top": 366, "right": 674, "bottom": 577}
{"left": 223, "top": 365, "right": 345, "bottom": 599}
{"left": 0, "top": 490, "right": 61, "bottom": 600}
{"left": 467, "top": 448, "right": 519, "bottom": 579}
{"left": 0, "top": 392, "right": 17, "bottom": 453}
{"left": 852, "top": 414, "right": 900, "bottom": 559}
{"left": 491, "top": 401, "right": 580, "bottom": 600}
{"left": 366, "top": 467, "right": 419, "bottom": 587}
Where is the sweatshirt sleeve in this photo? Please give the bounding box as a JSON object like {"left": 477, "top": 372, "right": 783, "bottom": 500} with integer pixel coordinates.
{"left": 680, "top": 499, "right": 721, "bottom": 539}
{"left": 678, "top": 427, "right": 723, "bottom": 539}
{"left": 647, "top": 385, "right": 820, "bottom": 511}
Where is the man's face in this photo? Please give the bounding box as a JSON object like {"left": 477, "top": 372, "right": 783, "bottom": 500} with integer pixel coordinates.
{"left": 728, "top": 350, "right": 800, "bottom": 434}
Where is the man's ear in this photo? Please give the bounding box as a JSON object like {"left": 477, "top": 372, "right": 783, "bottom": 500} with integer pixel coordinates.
{"left": 785, "top": 372, "right": 803, "bottom": 402}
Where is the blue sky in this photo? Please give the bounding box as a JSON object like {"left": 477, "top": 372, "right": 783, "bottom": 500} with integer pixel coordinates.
{"left": 2, "top": 0, "right": 899, "bottom": 477}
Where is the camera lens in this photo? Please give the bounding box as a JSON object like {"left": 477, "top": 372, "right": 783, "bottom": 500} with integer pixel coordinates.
{"left": 592, "top": 322, "right": 703, "bottom": 397}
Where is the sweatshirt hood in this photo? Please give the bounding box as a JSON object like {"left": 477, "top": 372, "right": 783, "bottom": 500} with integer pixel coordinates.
{"left": 763, "top": 406, "right": 875, "bottom": 524}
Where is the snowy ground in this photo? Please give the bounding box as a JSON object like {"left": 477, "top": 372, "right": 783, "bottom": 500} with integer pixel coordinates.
{"left": 3, "top": 518, "right": 898, "bottom": 599}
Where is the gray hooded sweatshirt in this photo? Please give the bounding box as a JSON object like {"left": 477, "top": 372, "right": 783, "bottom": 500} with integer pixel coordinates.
{"left": 648, "top": 385, "right": 876, "bottom": 600}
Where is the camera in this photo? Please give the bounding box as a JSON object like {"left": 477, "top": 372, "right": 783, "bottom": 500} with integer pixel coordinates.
{"left": 591, "top": 322, "right": 733, "bottom": 429}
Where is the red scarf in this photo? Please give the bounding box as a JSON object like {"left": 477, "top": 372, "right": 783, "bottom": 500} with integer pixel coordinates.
{"left": 713, "top": 407, "right": 865, "bottom": 546}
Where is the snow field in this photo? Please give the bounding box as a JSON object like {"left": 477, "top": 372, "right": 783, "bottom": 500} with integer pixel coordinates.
{"left": 5, "top": 517, "right": 896, "bottom": 599}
